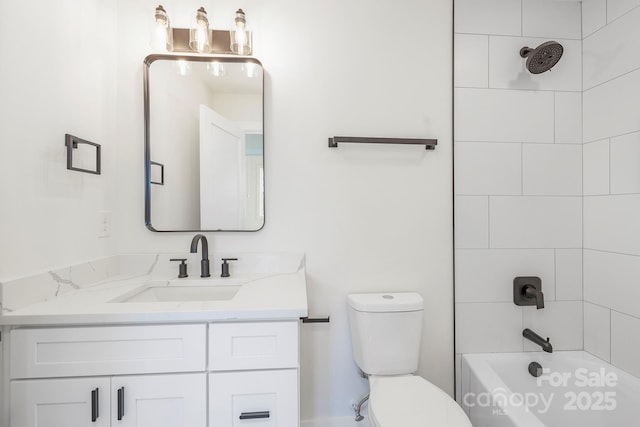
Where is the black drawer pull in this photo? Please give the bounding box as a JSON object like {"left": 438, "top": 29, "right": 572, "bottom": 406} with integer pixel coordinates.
{"left": 239, "top": 411, "right": 270, "bottom": 420}
{"left": 91, "top": 388, "right": 99, "bottom": 422}
{"left": 117, "top": 387, "right": 125, "bottom": 420}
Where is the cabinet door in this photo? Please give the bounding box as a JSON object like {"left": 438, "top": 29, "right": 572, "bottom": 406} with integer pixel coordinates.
{"left": 209, "top": 369, "right": 298, "bottom": 427}
{"left": 113, "top": 373, "right": 206, "bottom": 427}
{"left": 11, "top": 377, "right": 110, "bottom": 427}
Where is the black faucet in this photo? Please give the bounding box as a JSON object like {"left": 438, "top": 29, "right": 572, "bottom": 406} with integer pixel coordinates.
{"left": 523, "top": 328, "right": 553, "bottom": 353}
{"left": 190, "top": 234, "right": 210, "bottom": 278}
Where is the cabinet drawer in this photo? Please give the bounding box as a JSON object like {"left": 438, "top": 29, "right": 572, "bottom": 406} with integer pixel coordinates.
{"left": 209, "top": 369, "right": 298, "bottom": 427}
{"left": 208, "top": 321, "right": 298, "bottom": 371}
{"left": 10, "top": 324, "right": 206, "bottom": 379}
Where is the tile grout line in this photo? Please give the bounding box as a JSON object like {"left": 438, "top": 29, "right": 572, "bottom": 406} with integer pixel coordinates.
{"left": 608, "top": 138, "right": 612, "bottom": 194}
{"left": 487, "top": 35, "right": 490, "bottom": 89}
{"left": 554, "top": 249, "right": 557, "bottom": 301}
{"left": 521, "top": 143, "right": 524, "bottom": 196}
{"left": 487, "top": 195, "right": 491, "bottom": 248}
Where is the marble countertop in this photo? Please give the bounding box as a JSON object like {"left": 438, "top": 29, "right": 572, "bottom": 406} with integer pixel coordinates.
{"left": 0, "top": 269, "right": 308, "bottom": 326}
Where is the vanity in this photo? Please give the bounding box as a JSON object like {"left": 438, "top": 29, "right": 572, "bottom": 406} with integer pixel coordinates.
{"left": 0, "top": 21, "right": 302, "bottom": 426}
{"left": 0, "top": 253, "right": 308, "bottom": 427}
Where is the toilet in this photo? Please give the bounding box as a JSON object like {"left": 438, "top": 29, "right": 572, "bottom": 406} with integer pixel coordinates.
{"left": 347, "top": 292, "right": 471, "bottom": 427}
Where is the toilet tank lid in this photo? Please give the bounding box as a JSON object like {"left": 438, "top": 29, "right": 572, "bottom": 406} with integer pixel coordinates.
{"left": 347, "top": 292, "right": 423, "bottom": 313}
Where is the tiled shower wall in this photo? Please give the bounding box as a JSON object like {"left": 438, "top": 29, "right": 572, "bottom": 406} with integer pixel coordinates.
{"left": 582, "top": 0, "right": 640, "bottom": 378}
{"left": 453, "top": 0, "right": 584, "bottom": 374}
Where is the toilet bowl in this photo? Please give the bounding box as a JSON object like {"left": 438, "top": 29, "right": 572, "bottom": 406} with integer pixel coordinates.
{"left": 368, "top": 375, "right": 471, "bottom": 427}
{"left": 347, "top": 292, "right": 471, "bottom": 427}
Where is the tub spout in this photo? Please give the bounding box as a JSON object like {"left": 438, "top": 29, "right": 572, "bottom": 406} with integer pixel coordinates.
{"left": 523, "top": 328, "right": 553, "bottom": 353}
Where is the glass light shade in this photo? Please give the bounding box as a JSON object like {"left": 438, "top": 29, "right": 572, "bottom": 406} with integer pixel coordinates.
{"left": 175, "top": 60, "right": 192, "bottom": 76}
{"left": 230, "top": 9, "right": 252, "bottom": 55}
{"left": 150, "top": 5, "right": 173, "bottom": 52}
{"left": 244, "top": 62, "right": 258, "bottom": 78}
{"left": 207, "top": 62, "right": 226, "bottom": 77}
{"left": 230, "top": 29, "right": 252, "bottom": 55}
{"left": 189, "top": 7, "right": 212, "bottom": 53}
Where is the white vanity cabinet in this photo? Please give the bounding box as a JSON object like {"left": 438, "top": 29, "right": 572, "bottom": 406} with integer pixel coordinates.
{"left": 6, "top": 321, "right": 300, "bottom": 427}
{"left": 11, "top": 374, "right": 206, "bottom": 427}
{"left": 11, "top": 377, "right": 111, "bottom": 427}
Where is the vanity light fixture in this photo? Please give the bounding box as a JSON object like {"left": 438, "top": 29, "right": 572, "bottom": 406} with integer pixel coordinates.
{"left": 150, "top": 5, "right": 173, "bottom": 52}
{"left": 150, "top": 5, "right": 254, "bottom": 55}
{"left": 230, "top": 9, "right": 252, "bottom": 55}
{"left": 189, "top": 7, "right": 212, "bottom": 53}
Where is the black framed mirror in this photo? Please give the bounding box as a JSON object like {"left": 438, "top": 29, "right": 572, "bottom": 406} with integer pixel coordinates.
{"left": 144, "top": 54, "right": 264, "bottom": 232}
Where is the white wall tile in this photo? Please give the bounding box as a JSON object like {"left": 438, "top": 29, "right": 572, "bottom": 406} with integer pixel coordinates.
{"left": 455, "top": 34, "right": 489, "bottom": 88}
{"left": 583, "top": 140, "right": 610, "bottom": 196}
{"left": 490, "top": 196, "right": 582, "bottom": 248}
{"left": 584, "top": 7, "right": 640, "bottom": 90}
{"left": 524, "top": 301, "right": 583, "bottom": 351}
{"left": 522, "top": 144, "right": 582, "bottom": 195}
{"left": 522, "top": 0, "right": 581, "bottom": 40}
{"left": 611, "top": 132, "right": 640, "bottom": 194}
{"left": 455, "top": 88, "right": 555, "bottom": 143}
{"left": 584, "top": 302, "right": 611, "bottom": 362}
{"left": 582, "top": 0, "right": 607, "bottom": 37}
{"left": 489, "top": 37, "right": 581, "bottom": 92}
{"left": 584, "top": 195, "right": 640, "bottom": 255}
{"left": 455, "top": 197, "right": 489, "bottom": 249}
{"left": 456, "top": 302, "right": 524, "bottom": 353}
{"left": 455, "top": 249, "right": 556, "bottom": 303}
{"left": 583, "top": 68, "right": 640, "bottom": 142}
{"left": 611, "top": 311, "right": 640, "bottom": 378}
{"left": 555, "top": 92, "right": 582, "bottom": 144}
{"left": 455, "top": 142, "right": 522, "bottom": 195}
{"left": 556, "top": 249, "right": 583, "bottom": 301}
{"left": 607, "top": 0, "right": 640, "bottom": 23}
{"left": 584, "top": 250, "right": 640, "bottom": 318}
{"left": 455, "top": 0, "right": 521, "bottom": 36}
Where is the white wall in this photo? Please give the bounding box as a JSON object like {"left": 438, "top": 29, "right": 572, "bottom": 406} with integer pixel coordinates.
{"left": 113, "top": 0, "right": 454, "bottom": 421}
{"left": 582, "top": 0, "right": 640, "bottom": 378}
{"left": 0, "top": 1, "right": 118, "bottom": 280}
{"left": 454, "top": 0, "right": 584, "bottom": 393}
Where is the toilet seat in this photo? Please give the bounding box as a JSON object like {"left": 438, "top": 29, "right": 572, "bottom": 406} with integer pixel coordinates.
{"left": 368, "top": 375, "right": 472, "bottom": 427}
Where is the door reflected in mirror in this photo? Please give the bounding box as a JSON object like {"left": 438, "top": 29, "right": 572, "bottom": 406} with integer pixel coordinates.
{"left": 144, "top": 55, "right": 264, "bottom": 231}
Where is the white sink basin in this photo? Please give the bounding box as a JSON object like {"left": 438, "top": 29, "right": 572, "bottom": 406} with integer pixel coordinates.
{"left": 119, "top": 285, "right": 241, "bottom": 303}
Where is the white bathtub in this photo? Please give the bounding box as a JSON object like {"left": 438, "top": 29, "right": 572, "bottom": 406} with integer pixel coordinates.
{"left": 460, "top": 351, "right": 640, "bottom": 426}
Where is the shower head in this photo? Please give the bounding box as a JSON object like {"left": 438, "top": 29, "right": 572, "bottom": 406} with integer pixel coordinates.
{"left": 519, "top": 41, "right": 564, "bottom": 74}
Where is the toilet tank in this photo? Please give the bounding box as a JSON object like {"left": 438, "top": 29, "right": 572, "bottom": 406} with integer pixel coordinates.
{"left": 347, "top": 292, "right": 424, "bottom": 375}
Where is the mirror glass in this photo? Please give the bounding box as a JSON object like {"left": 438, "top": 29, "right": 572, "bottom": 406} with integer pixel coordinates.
{"left": 144, "top": 55, "right": 264, "bottom": 231}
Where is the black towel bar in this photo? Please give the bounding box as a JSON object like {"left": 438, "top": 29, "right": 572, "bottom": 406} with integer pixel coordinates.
{"left": 328, "top": 136, "right": 437, "bottom": 150}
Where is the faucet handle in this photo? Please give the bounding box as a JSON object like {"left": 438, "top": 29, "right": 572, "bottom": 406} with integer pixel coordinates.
{"left": 170, "top": 258, "right": 188, "bottom": 278}
{"left": 221, "top": 258, "right": 238, "bottom": 278}
{"left": 523, "top": 285, "right": 545, "bottom": 309}
{"left": 514, "top": 277, "right": 544, "bottom": 309}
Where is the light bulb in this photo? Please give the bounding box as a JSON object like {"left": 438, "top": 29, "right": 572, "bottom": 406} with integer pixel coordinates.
{"left": 189, "top": 7, "right": 212, "bottom": 53}
{"left": 230, "top": 9, "right": 252, "bottom": 55}
{"left": 150, "top": 5, "right": 173, "bottom": 52}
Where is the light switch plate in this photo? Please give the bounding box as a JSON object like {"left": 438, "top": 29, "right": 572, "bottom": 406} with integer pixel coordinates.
{"left": 98, "top": 211, "right": 112, "bottom": 238}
